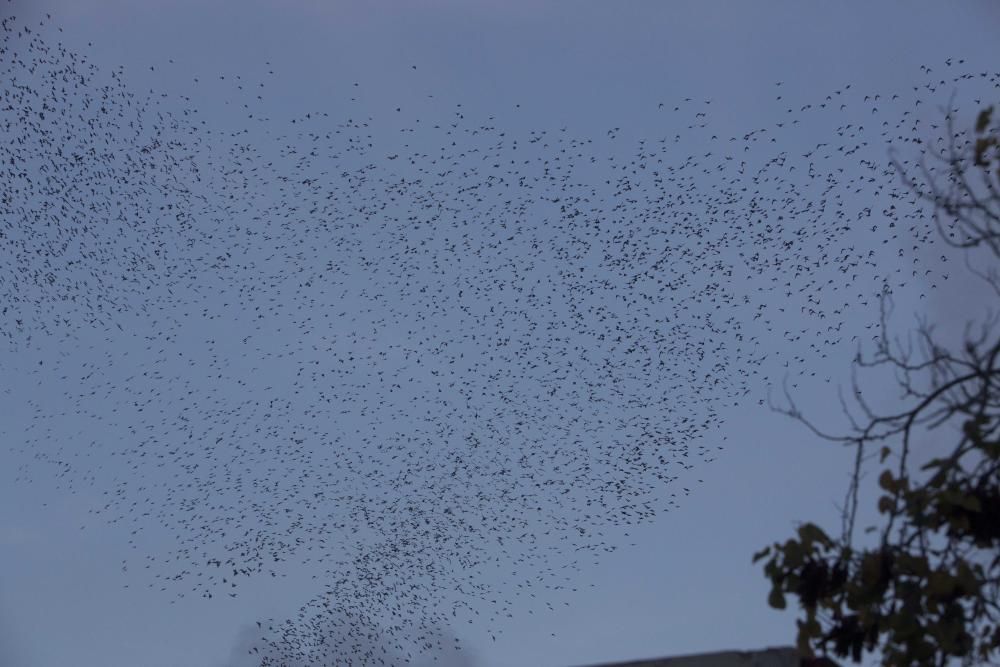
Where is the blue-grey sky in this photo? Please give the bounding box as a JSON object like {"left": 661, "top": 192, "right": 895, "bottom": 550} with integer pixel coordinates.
{"left": 1, "top": 1, "right": 998, "bottom": 666}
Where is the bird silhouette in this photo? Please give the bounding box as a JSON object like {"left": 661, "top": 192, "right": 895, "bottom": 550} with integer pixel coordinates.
{"left": 2, "top": 7, "right": 997, "bottom": 665}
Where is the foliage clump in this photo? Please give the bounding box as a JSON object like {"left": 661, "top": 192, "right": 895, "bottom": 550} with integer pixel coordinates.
{"left": 755, "top": 106, "right": 1000, "bottom": 666}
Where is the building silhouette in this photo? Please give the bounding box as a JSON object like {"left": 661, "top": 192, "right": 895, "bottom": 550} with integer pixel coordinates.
{"left": 574, "top": 646, "right": 840, "bottom": 667}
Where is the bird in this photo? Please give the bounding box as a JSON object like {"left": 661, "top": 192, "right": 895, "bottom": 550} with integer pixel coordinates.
{"left": 2, "top": 8, "right": 995, "bottom": 664}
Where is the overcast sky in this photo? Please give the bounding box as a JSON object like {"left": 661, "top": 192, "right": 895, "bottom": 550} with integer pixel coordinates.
{"left": 1, "top": 2, "right": 999, "bottom": 666}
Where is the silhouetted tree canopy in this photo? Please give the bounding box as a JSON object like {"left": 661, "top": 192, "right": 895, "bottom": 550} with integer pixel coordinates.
{"left": 755, "top": 106, "right": 1000, "bottom": 666}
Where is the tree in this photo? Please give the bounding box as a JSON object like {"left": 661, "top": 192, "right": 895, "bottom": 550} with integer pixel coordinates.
{"left": 753, "top": 105, "right": 1000, "bottom": 666}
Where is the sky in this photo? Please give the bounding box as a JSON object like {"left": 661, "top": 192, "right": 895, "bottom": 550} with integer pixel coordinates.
{"left": 1, "top": 1, "right": 999, "bottom": 666}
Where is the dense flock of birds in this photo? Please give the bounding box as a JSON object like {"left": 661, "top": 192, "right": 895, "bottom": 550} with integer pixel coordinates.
{"left": 2, "top": 7, "right": 998, "bottom": 666}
